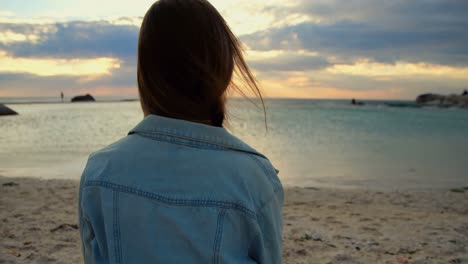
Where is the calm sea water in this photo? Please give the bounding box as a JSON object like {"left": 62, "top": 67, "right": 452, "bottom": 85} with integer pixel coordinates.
{"left": 1, "top": 98, "right": 467, "bottom": 190}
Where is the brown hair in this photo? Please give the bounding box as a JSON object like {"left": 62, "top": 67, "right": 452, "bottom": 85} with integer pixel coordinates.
{"left": 137, "top": 0, "right": 265, "bottom": 127}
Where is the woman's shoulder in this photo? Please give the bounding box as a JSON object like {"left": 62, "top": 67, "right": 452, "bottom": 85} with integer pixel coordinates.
{"left": 81, "top": 132, "right": 282, "bottom": 212}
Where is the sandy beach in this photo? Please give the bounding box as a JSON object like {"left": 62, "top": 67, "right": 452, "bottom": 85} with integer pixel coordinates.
{"left": 1, "top": 176, "right": 467, "bottom": 264}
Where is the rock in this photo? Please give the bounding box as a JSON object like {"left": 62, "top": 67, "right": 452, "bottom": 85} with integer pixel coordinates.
{"left": 50, "top": 223, "right": 78, "bottom": 232}
{"left": 311, "top": 233, "right": 323, "bottom": 241}
{"left": 71, "top": 94, "right": 95, "bottom": 102}
{"left": 0, "top": 104, "right": 18, "bottom": 116}
{"left": 295, "top": 249, "right": 307, "bottom": 256}
{"left": 450, "top": 188, "right": 465, "bottom": 193}
{"left": 330, "top": 254, "right": 358, "bottom": 263}
{"left": 351, "top": 98, "right": 365, "bottom": 106}
{"left": 415, "top": 93, "right": 445, "bottom": 104}
{"left": 300, "top": 232, "right": 322, "bottom": 241}
{"left": 416, "top": 93, "right": 468, "bottom": 107}
{"left": 2, "top": 182, "right": 19, "bottom": 187}
{"left": 367, "top": 240, "right": 380, "bottom": 247}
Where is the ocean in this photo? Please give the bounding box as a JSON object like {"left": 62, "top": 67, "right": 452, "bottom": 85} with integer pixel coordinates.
{"left": 1, "top": 98, "right": 467, "bottom": 190}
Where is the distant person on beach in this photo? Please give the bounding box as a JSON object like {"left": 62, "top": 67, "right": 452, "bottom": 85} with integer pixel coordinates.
{"left": 78, "top": 1, "right": 283, "bottom": 263}
{"left": 60, "top": 91, "right": 64, "bottom": 102}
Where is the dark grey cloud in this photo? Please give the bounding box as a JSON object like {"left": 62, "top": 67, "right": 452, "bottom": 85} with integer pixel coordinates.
{"left": 0, "top": 21, "right": 139, "bottom": 58}
{"left": 250, "top": 54, "right": 330, "bottom": 72}
{"left": 245, "top": 0, "right": 468, "bottom": 66}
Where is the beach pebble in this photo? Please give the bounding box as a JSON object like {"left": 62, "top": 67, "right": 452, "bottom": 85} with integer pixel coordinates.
{"left": 329, "top": 254, "right": 359, "bottom": 263}
{"left": 50, "top": 223, "right": 78, "bottom": 232}
{"left": 398, "top": 247, "right": 418, "bottom": 255}
{"left": 2, "top": 182, "right": 19, "bottom": 187}
{"left": 300, "top": 232, "right": 322, "bottom": 241}
{"left": 310, "top": 232, "right": 323, "bottom": 241}
{"left": 296, "top": 249, "right": 307, "bottom": 256}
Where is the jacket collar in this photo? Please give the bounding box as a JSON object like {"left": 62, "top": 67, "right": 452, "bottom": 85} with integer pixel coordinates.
{"left": 128, "top": 114, "right": 266, "bottom": 159}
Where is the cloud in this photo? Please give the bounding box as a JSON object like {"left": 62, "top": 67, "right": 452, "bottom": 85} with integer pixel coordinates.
{"left": 242, "top": 0, "right": 468, "bottom": 66}
{"left": 0, "top": 66, "right": 136, "bottom": 97}
{"left": 257, "top": 68, "right": 468, "bottom": 99}
{"left": 1, "top": 0, "right": 468, "bottom": 99}
{"left": 248, "top": 50, "right": 330, "bottom": 72}
{"left": 0, "top": 50, "right": 121, "bottom": 77}
{"left": 0, "top": 20, "right": 138, "bottom": 96}
{"left": 327, "top": 60, "right": 468, "bottom": 79}
{"left": 0, "top": 21, "right": 139, "bottom": 58}
{"left": 0, "top": 30, "right": 40, "bottom": 44}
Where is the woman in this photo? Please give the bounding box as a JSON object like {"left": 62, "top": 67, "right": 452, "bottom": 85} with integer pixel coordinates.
{"left": 78, "top": 0, "right": 283, "bottom": 263}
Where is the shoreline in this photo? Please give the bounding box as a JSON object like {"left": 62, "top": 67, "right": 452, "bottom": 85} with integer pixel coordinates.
{"left": 1, "top": 176, "right": 467, "bottom": 263}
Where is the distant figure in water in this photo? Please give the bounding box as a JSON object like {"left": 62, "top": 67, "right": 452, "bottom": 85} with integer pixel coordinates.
{"left": 351, "top": 98, "right": 364, "bottom": 106}
{"left": 462, "top": 90, "right": 468, "bottom": 96}
{"left": 60, "top": 91, "right": 64, "bottom": 103}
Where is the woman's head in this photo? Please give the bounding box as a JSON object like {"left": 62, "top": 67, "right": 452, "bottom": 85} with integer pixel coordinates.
{"left": 138, "top": 0, "right": 264, "bottom": 127}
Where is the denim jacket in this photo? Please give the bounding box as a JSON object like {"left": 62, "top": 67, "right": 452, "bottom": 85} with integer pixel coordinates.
{"left": 78, "top": 115, "right": 284, "bottom": 263}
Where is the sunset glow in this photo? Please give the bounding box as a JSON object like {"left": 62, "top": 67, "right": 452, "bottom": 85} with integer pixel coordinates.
{"left": 0, "top": 51, "right": 121, "bottom": 77}
{"left": 0, "top": 0, "right": 467, "bottom": 99}
{"left": 327, "top": 61, "right": 468, "bottom": 79}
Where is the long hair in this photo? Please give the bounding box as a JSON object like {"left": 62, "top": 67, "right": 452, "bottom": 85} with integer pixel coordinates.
{"left": 137, "top": 0, "right": 265, "bottom": 127}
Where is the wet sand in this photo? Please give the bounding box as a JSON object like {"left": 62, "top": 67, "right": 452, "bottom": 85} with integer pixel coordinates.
{"left": 1, "top": 176, "right": 467, "bottom": 264}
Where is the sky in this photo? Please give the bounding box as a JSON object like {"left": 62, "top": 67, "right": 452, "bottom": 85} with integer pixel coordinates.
{"left": 0, "top": 0, "right": 467, "bottom": 99}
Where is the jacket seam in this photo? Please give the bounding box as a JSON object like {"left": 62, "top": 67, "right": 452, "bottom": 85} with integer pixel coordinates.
{"left": 130, "top": 130, "right": 267, "bottom": 159}
{"left": 113, "top": 191, "right": 122, "bottom": 263}
{"left": 255, "top": 187, "right": 283, "bottom": 213}
{"left": 212, "top": 210, "right": 226, "bottom": 264}
{"left": 249, "top": 155, "right": 282, "bottom": 193}
{"left": 135, "top": 133, "right": 225, "bottom": 151}
{"left": 247, "top": 188, "right": 283, "bottom": 257}
{"left": 83, "top": 181, "right": 257, "bottom": 220}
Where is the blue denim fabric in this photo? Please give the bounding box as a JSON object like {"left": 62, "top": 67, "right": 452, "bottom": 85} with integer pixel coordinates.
{"left": 79, "top": 115, "right": 283, "bottom": 263}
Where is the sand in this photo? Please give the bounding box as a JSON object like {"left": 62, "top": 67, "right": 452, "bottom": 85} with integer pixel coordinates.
{"left": 1, "top": 176, "right": 467, "bottom": 264}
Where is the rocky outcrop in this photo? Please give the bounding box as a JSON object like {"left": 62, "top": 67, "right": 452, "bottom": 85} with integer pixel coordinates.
{"left": 415, "top": 93, "right": 445, "bottom": 104}
{"left": 0, "top": 104, "right": 18, "bottom": 116}
{"left": 416, "top": 93, "right": 468, "bottom": 108}
{"left": 71, "top": 94, "right": 95, "bottom": 102}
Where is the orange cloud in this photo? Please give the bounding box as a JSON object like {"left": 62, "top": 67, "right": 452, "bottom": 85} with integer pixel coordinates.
{"left": 327, "top": 60, "right": 468, "bottom": 79}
